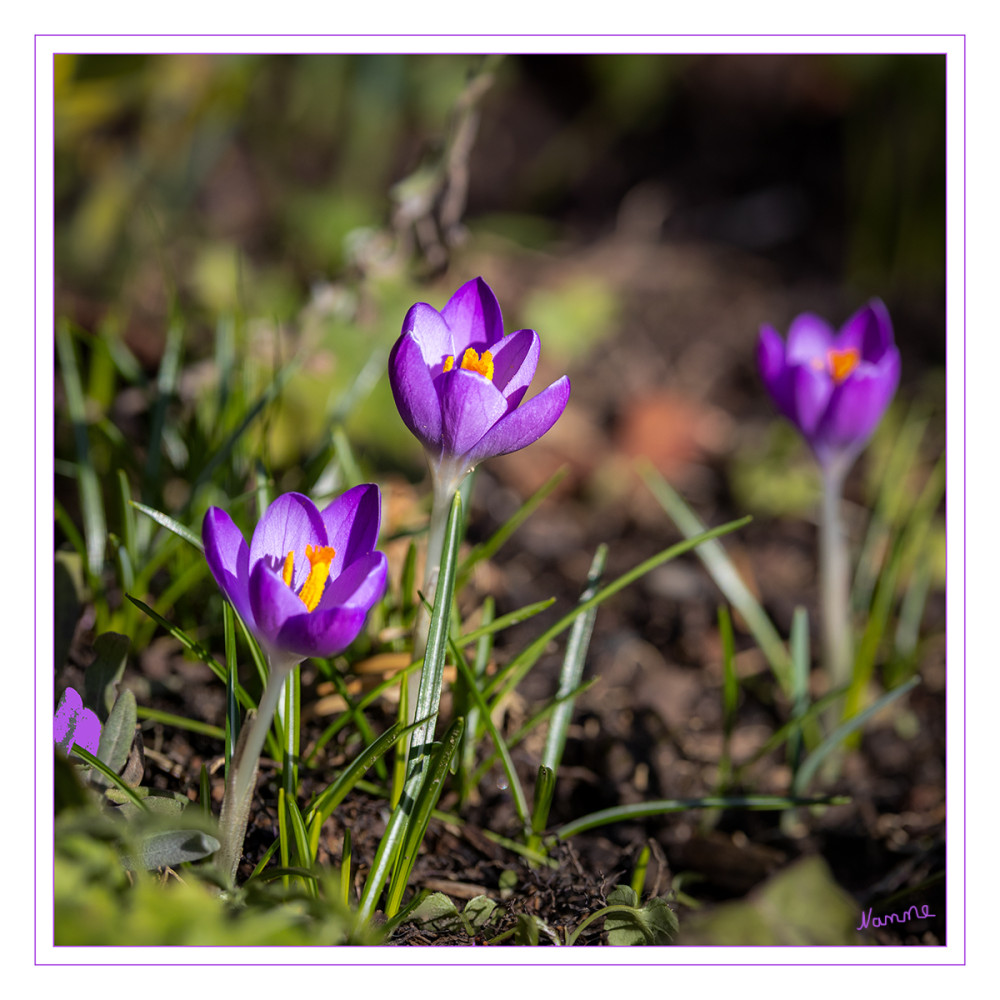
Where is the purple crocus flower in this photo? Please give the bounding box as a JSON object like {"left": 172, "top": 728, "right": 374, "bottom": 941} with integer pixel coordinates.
{"left": 757, "top": 299, "right": 900, "bottom": 473}
{"left": 388, "top": 277, "right": 571, "bottom": 491}
{"left": 202, "top": 486, "right": 388, "bottom": 665}
{"left": 54, "top": 686, "right": 101, "bottom": 755}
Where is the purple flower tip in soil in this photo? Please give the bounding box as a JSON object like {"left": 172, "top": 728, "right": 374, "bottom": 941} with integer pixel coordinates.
{"left": 388, "top": 277, "right": 571, "bottom": 490}
{"left": 202, "top": 486, "right": 388, "bottom": 664}
{"left": 757, "top": 299, "right": 900, "bottom": 473}
{"left": 54, "top": 686, "right": 101, "bottom": 755}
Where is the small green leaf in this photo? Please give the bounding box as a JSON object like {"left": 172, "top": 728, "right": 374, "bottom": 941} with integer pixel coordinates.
{"left": 603, "top": 885, "right": 678, "bottom": 945}
{"left": 410, "top": 892, "right": 460, "bottom": 924}
{"left": 123, "top": 830, "right": 221, "bottom": 871}
{"left": 607, "top": 885, "right": 638, "bottom": 907}
{"left": 94, "top": 688, "right": 137, "bottom": 782}
{"left": 84, "top": 632, "right": 130, "bottom": 720}
{"left": 463, "top": 895, "right": 497, "bottom": 932}
{"left": 514, "top": 913, "right": 539, "bottom": 946}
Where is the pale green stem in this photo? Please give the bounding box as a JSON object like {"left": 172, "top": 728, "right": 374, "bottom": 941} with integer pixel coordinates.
{"left": 819, "top": 461, "right": 852, "bottom": 700}
{"left": 404, "top": 469, "right": 463, "bottom": 731}
{"left": 217, "top": 652, "right": 300, "bottom": 887}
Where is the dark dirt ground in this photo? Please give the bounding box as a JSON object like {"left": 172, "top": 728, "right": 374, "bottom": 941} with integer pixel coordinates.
{"left": 55, "top": 53, "right": 947, "bottom": 946}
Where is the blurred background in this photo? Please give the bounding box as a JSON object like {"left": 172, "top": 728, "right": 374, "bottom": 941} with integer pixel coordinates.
{"left": 54, "top": 52, "right": 945, "bottom": 478}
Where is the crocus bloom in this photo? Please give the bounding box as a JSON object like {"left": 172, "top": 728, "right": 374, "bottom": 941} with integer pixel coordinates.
{"left": 388, "top": 277, "right": 571, "bottom": 491}
{"left": 757, "top": 299, "right": 900, "bottom": 473}
{"left": 202, "top": 486, "right": 388, "bottom": 665}
{"left": 54, "top": 686, "right": 101, "bottom": 755}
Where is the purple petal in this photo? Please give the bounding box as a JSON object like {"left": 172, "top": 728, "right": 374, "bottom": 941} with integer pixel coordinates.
{"left": 249, "top": 493, "right": 327, "bottom": 590}
{"left": 318, "top": 551, "right": 388, "bottom": 612}
{"left": 791, "top": 363, "right": 834, "bottom": 436}
{"left": 54, "top": 687, "right": 101, "bottom": 755}
{"left": 836, "top": 299, "right": 894, "bottom": 362}
{"left": 815, "top": 350, "right": 900, "bottom": 454}
{"left": 389, "top": 332, "right": 443, "bottom": 450}
{"left": 248, "top": 558, "right": 311, "bottom": 652}
{"left": 275, "top": 605, "right": 368, "bottom": 660}
{"left": 401, "top": 302, "right": 455, "bottom": 371}
{"left": 785, "top": 313, "right": 835, "bottom": 366}
{"left": 490, "top": 328, "right": 540, "bottom": 407}
{"left": 439, "top": 367, "right": 510, "bottom": 459}
{"left": 440, "top": 277, "right": 504, "bottom": 352}
{"left": 467, "top": 375, "right": 571, "bottom": 465}
{"left": 757, "top": 326, "right": 798, "bottom": 422}
{"left": 53, "top": 686, "right": 83, "bottom": 750}
{"left": 203, "top": 507, "right": 253, "bottom": 626}
{"left": 320, "top": 484, "right": 382, "bottom": 576}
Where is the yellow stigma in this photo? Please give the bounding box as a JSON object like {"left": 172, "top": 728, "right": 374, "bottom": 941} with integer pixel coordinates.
{"left": 283, "top": 545, "right": 336, "bottom": 613}
{"left": 827, "top": 347, "right": 860, "bottom": 384}
{"left": 442, "top": 347, "right": 494, "bottom": 381}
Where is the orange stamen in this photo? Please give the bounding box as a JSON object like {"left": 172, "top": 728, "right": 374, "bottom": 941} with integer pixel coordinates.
{"left": 827, "top": 347, "right": 860, "bottom": 384}
{"left": 297, "top": 545, "right": 336, "bottom": 613}
{"left": 442, "top": 347, "right": 494, "bottom": 381}
{"left": 282, "top": 551, "right": 294, "bottom": 588}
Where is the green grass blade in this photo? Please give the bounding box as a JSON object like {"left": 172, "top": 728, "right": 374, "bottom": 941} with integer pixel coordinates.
{"left": 792, "top": 676, "right": 920, "bottom": 796}
{"left": 70, "top": 746, "right": 148, "bottom": 811}
{"left": 144, "top": 320, "right": 184, "bottom": 499}
{"left": 541, "top": 544, "right": 606, "bottom": 778}
{"left": 484, "top": 515, "right": 752, "bottom": 709}
{"left": 450, "top": 639, "right": 528, "bottom": 827}
{"left": 456, "top": 598, "right": 557, "bottom": 647}
{"left": 639, "top": 460, "right": 792, "bottom": 692}
{"left": 470, "top": 677, "right": 601, "bottom": 790}
{"left": 56, "top": 323, "right": 107, "bottom": 579}
{"left": 131, "top": 501, "right": 204, "bottom": 551}
{"left": 555, "top": 794, "right": 848, "bottom": 840}
{"left": 456, "top": 466, "right": 567, "bottom": 587}
{"left": 305, "top": 721, "right": 413, "bottom": 856}
{"left": 188, "top": 363, "right": 296, "bottom": 500}
{"left": 409, "top": 491, "right": 463, "bottom": 767}
{"left": 384, "top": 718, "right": 465, "bottom": 917}
{"left": 787, "top": 606, "right": 811, "bottom": 774}
{"left": 135, "top": 706, "right": 225, "bottom": 741}
{"left": 126, "top": 594, "right": 255, "bottom": 712}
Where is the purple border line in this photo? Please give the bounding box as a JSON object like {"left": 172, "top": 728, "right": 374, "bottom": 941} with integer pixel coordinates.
{"left": 37, "top": 35, "right": 965, "bottom": 968}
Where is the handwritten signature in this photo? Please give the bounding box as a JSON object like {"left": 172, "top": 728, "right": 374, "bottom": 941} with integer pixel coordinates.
{"left": 857, "top": 903, "right": 936, "bottom": 931}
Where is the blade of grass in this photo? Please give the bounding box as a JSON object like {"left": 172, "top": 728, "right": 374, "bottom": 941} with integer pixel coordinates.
{"left": 143, "top": 319, "right": 184, "bottom": 504}
{"left": 56, "top": 323, "right": 107, "bottom": 579}
{"left": 384, "top": 718, "right": 465, "bottom": 918}
{"left": 456, "top": 466, "right": 567, "bottom": 587}
{"left": 70, "top": 746, "right": 148, "bottom": 811}
{"left": 449, "top": 637, "right": 529, "bottom": 828}
{"left": 126, "top": 594, "right": 256, "bottom": 712}
{"left": 555, "top": 794, "right": 849, "bottom": 840}
{"left": 131, "top": 501, "right": 203, "bottom": 551}
{"left": 469, "top": 676, "right": 601, "bottom": 791}
{"left": 135, "top": 706, "right": 225, "bottom": 741}
{"left": 541, "top": 544, "right": 606, "bottom": 777}
{"left": 408, "top": 491, "right": 463, "bottom": 769}
{"left": 639, "top": 460, "right": 792, "bottom": 692}
{"left": 456, "top": 598, "right": 557, "bottom": 648}
{"left": 305, "top": 720, "right": 420, "bottom": 858}
{"left": 792, "top": 676, "right": 920, "bottom": 796}
{"left": 484, "top": 515, "right": 752, "bottom": 709}
{"left": 787, "top": 606, "right": 811, "bottom": 775}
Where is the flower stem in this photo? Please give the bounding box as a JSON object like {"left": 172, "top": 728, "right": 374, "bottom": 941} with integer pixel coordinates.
{"left": 404, "top": 476, "right": 456, "bottom": 729}
{"left": 217, "top": 653, "right": 298, "bottom": 887}
{"left": 819, "top": 462, "right": 853, "bottom": 702}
